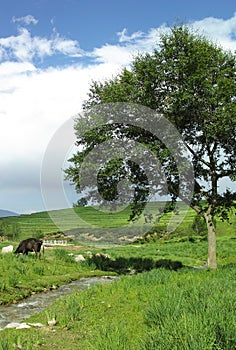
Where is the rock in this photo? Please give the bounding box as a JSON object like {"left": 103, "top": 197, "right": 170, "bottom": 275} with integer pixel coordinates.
{"left": 95, "top": 253, "right": 110, "bottom": 259}
{"left": 16, "top": 323, "right": 31, "bottom": 329}
{"left": 14, "top": 345, "right": 23, "bottom": 350}
{"left": 1, "top": 245, "right": 14, "bottom": 253}
{"left": 74, "top": 254, "right": 85, "bottom": 262}
{"left": 3, "top": 322, "right": 44, "bottom": 330}
{"left": 51, "top": 285, "right": 57, "bottom": 290}
{"left": 48, "top": 318, "right": 57, "bottom": 327}
{"left": 28, "top": 322, "right": 44, "bottom": 328}
{"left": 4, "top": 322, "right": 30, "bottom": 329}
{"left": 4, "top": 322, "right": 21, "bottom": 329}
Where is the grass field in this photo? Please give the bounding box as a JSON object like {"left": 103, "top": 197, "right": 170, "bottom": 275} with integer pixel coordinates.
{"left": 0, "top": 205, "right": 235, "bottom": 349}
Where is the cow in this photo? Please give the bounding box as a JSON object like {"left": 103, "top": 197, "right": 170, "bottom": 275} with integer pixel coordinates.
{"left": 14, "top": 238, "right": 43, "bottom": 258}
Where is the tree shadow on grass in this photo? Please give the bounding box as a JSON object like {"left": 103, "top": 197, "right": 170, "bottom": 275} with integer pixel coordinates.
{"left": 88, "top": 254, "right": 183, "bottom": 274}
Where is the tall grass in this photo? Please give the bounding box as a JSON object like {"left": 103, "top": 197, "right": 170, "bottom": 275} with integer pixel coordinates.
{"left": 141, "top": 268, "right": 236, "bottom": 350}
{"left": 0, "top": 249, "right": 99, "bottom": 304}
{"left": 8, "top": 265, "right": 233, "bottom": 350}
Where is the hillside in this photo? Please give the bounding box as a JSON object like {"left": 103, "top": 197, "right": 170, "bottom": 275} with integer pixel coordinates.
{"left": 0, "top": 204, "right": 235, "bottom": 244}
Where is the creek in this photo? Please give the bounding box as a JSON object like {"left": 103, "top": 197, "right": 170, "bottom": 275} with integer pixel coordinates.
{"left": 0, "top": 276, "right": 119, "bottom": 330}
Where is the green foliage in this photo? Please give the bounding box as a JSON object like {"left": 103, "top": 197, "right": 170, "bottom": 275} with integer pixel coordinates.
{"left": 58, "top": 293, "right": 84, "bottom": 327}
{"left": 0, "top": 222, "right": 21, "bottom": 240}
{"left": 32, "top": 229, "right": 44, "bottom": 239}
{"left": 191, "top": 214, "right": 207, "bottom": 235}
{"left": 0, "top": 222, "right": 8, "bottom": 237}
{"left": 74, "top": 197, "right": 88, "bottom": 207}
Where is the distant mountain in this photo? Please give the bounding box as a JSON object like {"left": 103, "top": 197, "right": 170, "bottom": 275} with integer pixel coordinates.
{"left": 0, "top": 209, "right": 19, "bottom": 218}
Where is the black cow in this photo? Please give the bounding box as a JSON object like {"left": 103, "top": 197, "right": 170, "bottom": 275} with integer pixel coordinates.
{"left": 14, "top": 238, "right": 43, "bottom": 258}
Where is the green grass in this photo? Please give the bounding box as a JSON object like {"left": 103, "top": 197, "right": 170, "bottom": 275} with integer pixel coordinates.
{"left": 0, "top": 249, "right": 112, "bottom": 305}
{"left": 1, "top": 264, "right": 235, "bottom": 350}
{"left": 0, "top": 205, "right": 235, "bottom": 349}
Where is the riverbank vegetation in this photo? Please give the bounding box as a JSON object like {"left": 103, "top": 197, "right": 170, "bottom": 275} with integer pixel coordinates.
{"left": 0, "top": 248, "right": 110, "bottom": 305}
{"left": 0, "top": 234, "right": 235, "bottom": 349}
{"left": 1, "top": 261, "right": 235, "bottom": 349}
{"left": 0, "top": 203, "right": 235, "bottom": 348}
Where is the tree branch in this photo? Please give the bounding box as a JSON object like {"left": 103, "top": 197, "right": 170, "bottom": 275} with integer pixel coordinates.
{"left": 184, "top": 142, "right": 211, "bottom": 168}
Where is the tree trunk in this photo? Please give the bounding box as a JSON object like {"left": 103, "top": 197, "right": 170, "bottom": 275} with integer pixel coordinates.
{"left": 204, "top": 211, "right": 217, "bottom": 269}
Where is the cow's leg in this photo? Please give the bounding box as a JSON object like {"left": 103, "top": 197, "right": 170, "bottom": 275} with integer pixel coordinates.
{"left": 34, "top": 249, "right": 39, "bottom": 259}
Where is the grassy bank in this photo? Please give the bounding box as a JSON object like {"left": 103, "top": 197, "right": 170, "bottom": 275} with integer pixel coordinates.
{"left": 0, "top": 204, "right": 235, "bottom": 349}
{"left": 0, "top": 236, "right": 235, "bottom": 349}
{"left": 0, "top": 248, "right": 110, "bottom": 305}
{"left": 1, "top": 264, "right": 235, "bottom": 350}
{"left": 0, "top": 235, "right": 235, "bottom": 305}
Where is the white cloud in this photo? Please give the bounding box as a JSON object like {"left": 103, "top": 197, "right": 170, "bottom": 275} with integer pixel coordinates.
{"left": 0, "top": 27, "right": 83, "bottom": 62}
{"left": 52, "top": 32, "right": 85, "bottom": 57}
{"left": 117, "top": 28, "right": 144, "bottom": 42}
{"left": 91, "top": 26, "right": 168, "bottom": 66}
{"left": 0, "top": 61, "right": 120, "bottom": 158}
{"left": 192, "top": 12, "right": 236, "bottom": 51}
{"left": 12, "top": 15, "right": 39, "bottom": 26}
{"left": 0, "top": 60, "right": 121, "bottom": 212}
{"left": 0, "top": 61, "right": 35, "bottom": 76}
{"left": 92, "top": 44, "right": 134, "bottom": 65}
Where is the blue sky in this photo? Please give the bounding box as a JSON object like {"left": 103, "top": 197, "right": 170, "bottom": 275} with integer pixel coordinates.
{"left": 0, "top": 0, "right": 236, "bottom": 214}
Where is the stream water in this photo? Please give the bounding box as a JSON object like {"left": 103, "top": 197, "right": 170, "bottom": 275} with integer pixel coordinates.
{"left": 0, "top": 276, "right": 119, "bottom": 330}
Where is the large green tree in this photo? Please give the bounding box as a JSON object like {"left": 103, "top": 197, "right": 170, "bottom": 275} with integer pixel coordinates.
{"left": 67, "top": 26, "right": 236, "bottom": 268}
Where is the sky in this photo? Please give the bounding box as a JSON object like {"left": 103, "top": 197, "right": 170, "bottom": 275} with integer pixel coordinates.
{"left": 0, "top": 0, "right": 236, "bottom": 214}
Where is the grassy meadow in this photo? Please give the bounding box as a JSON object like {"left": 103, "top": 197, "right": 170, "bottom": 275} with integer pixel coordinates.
{"left": 0, "top": 204, "right": 235, "bottom": 349}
